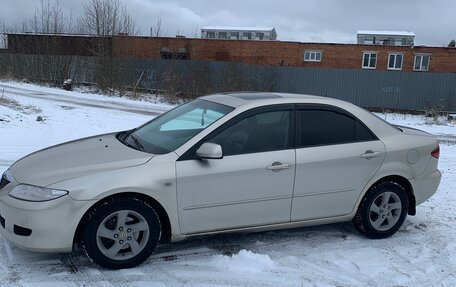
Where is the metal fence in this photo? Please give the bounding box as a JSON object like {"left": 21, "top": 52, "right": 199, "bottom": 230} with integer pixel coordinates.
{"left": 1, "top": 54, "right": 455, "bottom": 112}
{"left": 275, "top": 66, "right": 456, "bottom": 112}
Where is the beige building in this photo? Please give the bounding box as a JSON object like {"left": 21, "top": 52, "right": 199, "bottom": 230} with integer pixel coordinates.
{"left": 357, "top": 30, "right": 415, "bottom": 46}
{"left": 201, "top": 26, "right": 277, "bottom": 40}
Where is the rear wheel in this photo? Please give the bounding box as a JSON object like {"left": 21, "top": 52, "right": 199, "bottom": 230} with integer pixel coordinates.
{"left": 353, "top": 181, "right": 408, "bottom": 239}
{"left": 82, "top": 198, "right": 161, "bottom": 269}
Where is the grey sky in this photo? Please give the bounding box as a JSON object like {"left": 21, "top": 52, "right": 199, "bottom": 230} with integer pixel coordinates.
{"left": 1, "top": 0, "right": 454, "bottom": 46}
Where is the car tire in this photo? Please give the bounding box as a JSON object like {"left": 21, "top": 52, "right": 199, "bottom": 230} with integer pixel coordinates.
{"left": 82, "top": 197, "right": 161, "bottom": 269}
{"left": 353, "top": 181, "right": 408, "bottom": 239}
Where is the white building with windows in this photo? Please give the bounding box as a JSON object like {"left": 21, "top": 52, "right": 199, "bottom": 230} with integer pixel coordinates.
{"left": 201, "top": 27, "right": 277, "bottom": 41}
{"left": 357, "top": 30, "right": 415, "bottom": 46}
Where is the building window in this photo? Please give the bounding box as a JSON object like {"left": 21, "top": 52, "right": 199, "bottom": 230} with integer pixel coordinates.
{"left": 388, "top": 53, "right": 403, "bottom": 70}
{"left": 160, "top": 47, "right": 189, "bottom": 60}
{"left": 218, "top": 32, "right": 227, "bottom": 39}
{"left": 230, "top": 32, "right": 239, "bottom": 39}
{"left": 364, "top": 37, "right": 374, "bottom": 45}
{"left": 414, "top": 54, "right": 430, "bottom": 71}
{"left": 394, "top": 38, "right": 403, "bottom": 46}
{"left": 362, "top": 52, "right": 377, "bottom": 69}
{"left": 242, "top": 32, "right": 252, "bottom": 39}
{"left": 256, "top": 32, "right": 264, "bottom": 40}
{"left": 207, "top": 31, "right": 215, "bottom": 38}
{"left": 304, "top": 51, "right": 322, "bottom": 62}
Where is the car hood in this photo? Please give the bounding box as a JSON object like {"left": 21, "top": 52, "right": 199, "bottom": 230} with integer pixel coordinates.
{"left": 10, "top": 133, "right": 154, "bottom": 187}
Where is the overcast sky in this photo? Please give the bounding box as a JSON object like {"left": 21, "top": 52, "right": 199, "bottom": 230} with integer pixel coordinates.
{"left": 1, "top": 0, "right": 454, "bottom": 46}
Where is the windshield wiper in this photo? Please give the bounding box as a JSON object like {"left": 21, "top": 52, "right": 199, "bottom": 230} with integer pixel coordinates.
{"left": 128, "top": 134, "right": 145, "bottom": 151}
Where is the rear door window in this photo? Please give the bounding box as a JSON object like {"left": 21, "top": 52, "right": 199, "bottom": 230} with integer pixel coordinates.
{"left": 297, "top": 109, "right": 376, "bottom": 147}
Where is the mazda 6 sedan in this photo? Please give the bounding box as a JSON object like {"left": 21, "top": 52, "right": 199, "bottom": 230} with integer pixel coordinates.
{"left": 0, "top": 92, "right": 441, "bottom": 269}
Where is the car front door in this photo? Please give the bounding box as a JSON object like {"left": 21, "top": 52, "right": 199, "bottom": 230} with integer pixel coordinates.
{"left": 291, "top": 106, "right": 386, "bottom": 221}
{"left": 176, "top": 106, "right": 295, "bottom": 234}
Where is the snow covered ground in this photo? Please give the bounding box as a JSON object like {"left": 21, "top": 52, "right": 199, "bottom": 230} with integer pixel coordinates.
{"left": 0, "top": 81, "right": 455, "bottom": 286}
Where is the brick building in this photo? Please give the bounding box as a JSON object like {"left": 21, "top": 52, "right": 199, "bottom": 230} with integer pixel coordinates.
{"left": 5, "top": 33, "right": 456, "bottom": 73}
{"left": 6, "top": 33, "right": 111, "bottom": 56}
{"left": 112, "top": 36, "right": 456, "bottom": 73}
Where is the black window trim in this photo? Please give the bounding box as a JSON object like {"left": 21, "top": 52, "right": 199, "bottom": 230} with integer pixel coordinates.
{"left": 178, "top": 103, "right": 379, "bottom": 161}
{"left": 178, "top": 104, "right": 295, "bottom": 161}
{"left": 294, "top": 103, "right": 379, "bottom": 149}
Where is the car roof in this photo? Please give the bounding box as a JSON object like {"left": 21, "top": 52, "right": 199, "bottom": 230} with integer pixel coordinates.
{"left": 200, "top": 92, "right": 348, "bottom": 108}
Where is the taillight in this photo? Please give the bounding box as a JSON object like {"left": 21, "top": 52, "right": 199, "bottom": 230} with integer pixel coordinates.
{"left": 431, "top": 145, "right": 440, "bottom": 159}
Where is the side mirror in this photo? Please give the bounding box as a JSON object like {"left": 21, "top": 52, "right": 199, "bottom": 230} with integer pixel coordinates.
{"left": 196, "top": 142, "right": 223, "bottom": 159}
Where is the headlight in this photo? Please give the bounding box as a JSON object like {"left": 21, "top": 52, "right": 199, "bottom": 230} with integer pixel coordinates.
{"left": 3, "top": 169, "right": 14, "bottom": 181}
{"left": 9, "top": 184, "right": 68, "bottom": 202}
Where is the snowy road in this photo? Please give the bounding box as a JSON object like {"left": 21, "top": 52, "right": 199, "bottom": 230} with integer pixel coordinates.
{"left": 0, "top": 81, "right": 455, "bottom": 287}
{"left": 0, "top": 83, "right": 169, "bottom": 116}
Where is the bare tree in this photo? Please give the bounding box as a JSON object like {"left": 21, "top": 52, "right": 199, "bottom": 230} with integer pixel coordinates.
{"left": 79, "top": 0, "right": 138, "bottom": 36}
{"left": 150, "top": 16, "right": 163, "bottom": 37}
{"left": 31, "top": 0, "right": 66, "bottom": 34}
{"left": 0, "top": 21, "right": 9, "bottom": 49}
{"left": 192, "top": 25, "right": 200, "bottom": 38}
{"left": 79, "top": 0, "right": 138, "bottom": 89}
{"left": 175, "top": 27, "right": 183, "bottom": 37}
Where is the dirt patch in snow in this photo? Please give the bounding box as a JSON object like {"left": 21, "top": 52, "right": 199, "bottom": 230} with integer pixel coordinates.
{"left": 0, "top": 95, "right": 42, "bottom": 114}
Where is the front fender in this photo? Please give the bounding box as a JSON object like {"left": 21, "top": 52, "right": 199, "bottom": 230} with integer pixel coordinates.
{"left": 47, "top": 152, "right": 181, "bottom": 239}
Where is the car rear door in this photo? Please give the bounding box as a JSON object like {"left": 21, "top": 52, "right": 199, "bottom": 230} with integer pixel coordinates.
{"left": 176, "top": 106, "right": 295, "bottom": 234}
{"left": 291, "top": 105, "right": 386, "bottom": 221}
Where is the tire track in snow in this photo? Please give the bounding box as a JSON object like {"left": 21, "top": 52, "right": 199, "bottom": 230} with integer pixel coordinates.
{"left": 0, "top": 84, "right": 166, "bottom": 117}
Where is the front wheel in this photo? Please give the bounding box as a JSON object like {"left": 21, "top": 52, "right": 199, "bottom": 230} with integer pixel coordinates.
{"left": 353, "top": 181, "right": 408, "bottom": 239}
{"left": 82, "top": 197, "right": 161, "bottom": 269}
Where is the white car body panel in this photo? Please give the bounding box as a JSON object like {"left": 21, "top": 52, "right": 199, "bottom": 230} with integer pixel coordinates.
{"left": 292, "top": 140, "right": 386, "bottom": 221}
{"left": 177, "top": 149, "right": 295, "bottom": 234}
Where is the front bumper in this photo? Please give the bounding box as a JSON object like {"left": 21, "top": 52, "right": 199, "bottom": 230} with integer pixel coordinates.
{"left": 0, "top": 183, "right": 95, "bottom": 252}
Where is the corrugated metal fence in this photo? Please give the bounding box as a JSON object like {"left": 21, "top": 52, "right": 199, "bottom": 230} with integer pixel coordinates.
{"left": 1, "top": 54, "right": 455, "bottom": 111}
{"left": 275, "top": 66, "right": 456, "bottom": 111}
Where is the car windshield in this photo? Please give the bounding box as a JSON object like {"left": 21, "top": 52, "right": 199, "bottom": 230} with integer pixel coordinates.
{"left": 120, "top": 99, "right": 233, "bottom": 154}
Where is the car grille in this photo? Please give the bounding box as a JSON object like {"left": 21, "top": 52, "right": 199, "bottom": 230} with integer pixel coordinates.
{"left": 14, "top": 225, "right": 32, "bottom": 236}
{"left": 0, "top": 214, "right": 5, "bottom": 228}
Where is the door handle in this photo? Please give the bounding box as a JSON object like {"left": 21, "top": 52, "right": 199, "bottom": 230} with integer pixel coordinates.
{"left": 361, "top": 150, "right": 382, "bottom": 159}
{"left": 266, "top": 162, "right": 291, "bottom": 171}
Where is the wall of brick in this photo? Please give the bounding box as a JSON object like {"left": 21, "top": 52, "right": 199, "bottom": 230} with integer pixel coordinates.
{"left": 7, "top": 34, "right": 111, "bottom": 56}
{"left": 112, "top": 36, "right": 456, "bottom": 73}
{"left": 6, "top": 34, "right": 455, "bottom": 73}
{"left": 112, "top": 36, "right": 301, "bottom": 66}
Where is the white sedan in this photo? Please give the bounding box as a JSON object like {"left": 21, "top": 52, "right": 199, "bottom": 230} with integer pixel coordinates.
{"left": 0, "top": 92, "right": 441, "bottom": 269}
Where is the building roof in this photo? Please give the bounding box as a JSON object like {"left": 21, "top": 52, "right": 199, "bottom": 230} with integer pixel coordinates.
{"left": 201, "top": 26, "right": 275, "bottom": 31}
{"left": 357, "top": 30, "right": 415, "bottom": 37}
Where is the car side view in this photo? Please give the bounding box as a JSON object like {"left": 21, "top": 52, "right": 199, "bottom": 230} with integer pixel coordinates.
{"left": 0, "top": 92, "right": 441, "bottom": 269}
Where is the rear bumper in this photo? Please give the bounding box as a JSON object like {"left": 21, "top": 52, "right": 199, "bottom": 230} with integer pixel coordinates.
{"left": 411, "top": 169, "right": 441, "bottom": 206}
